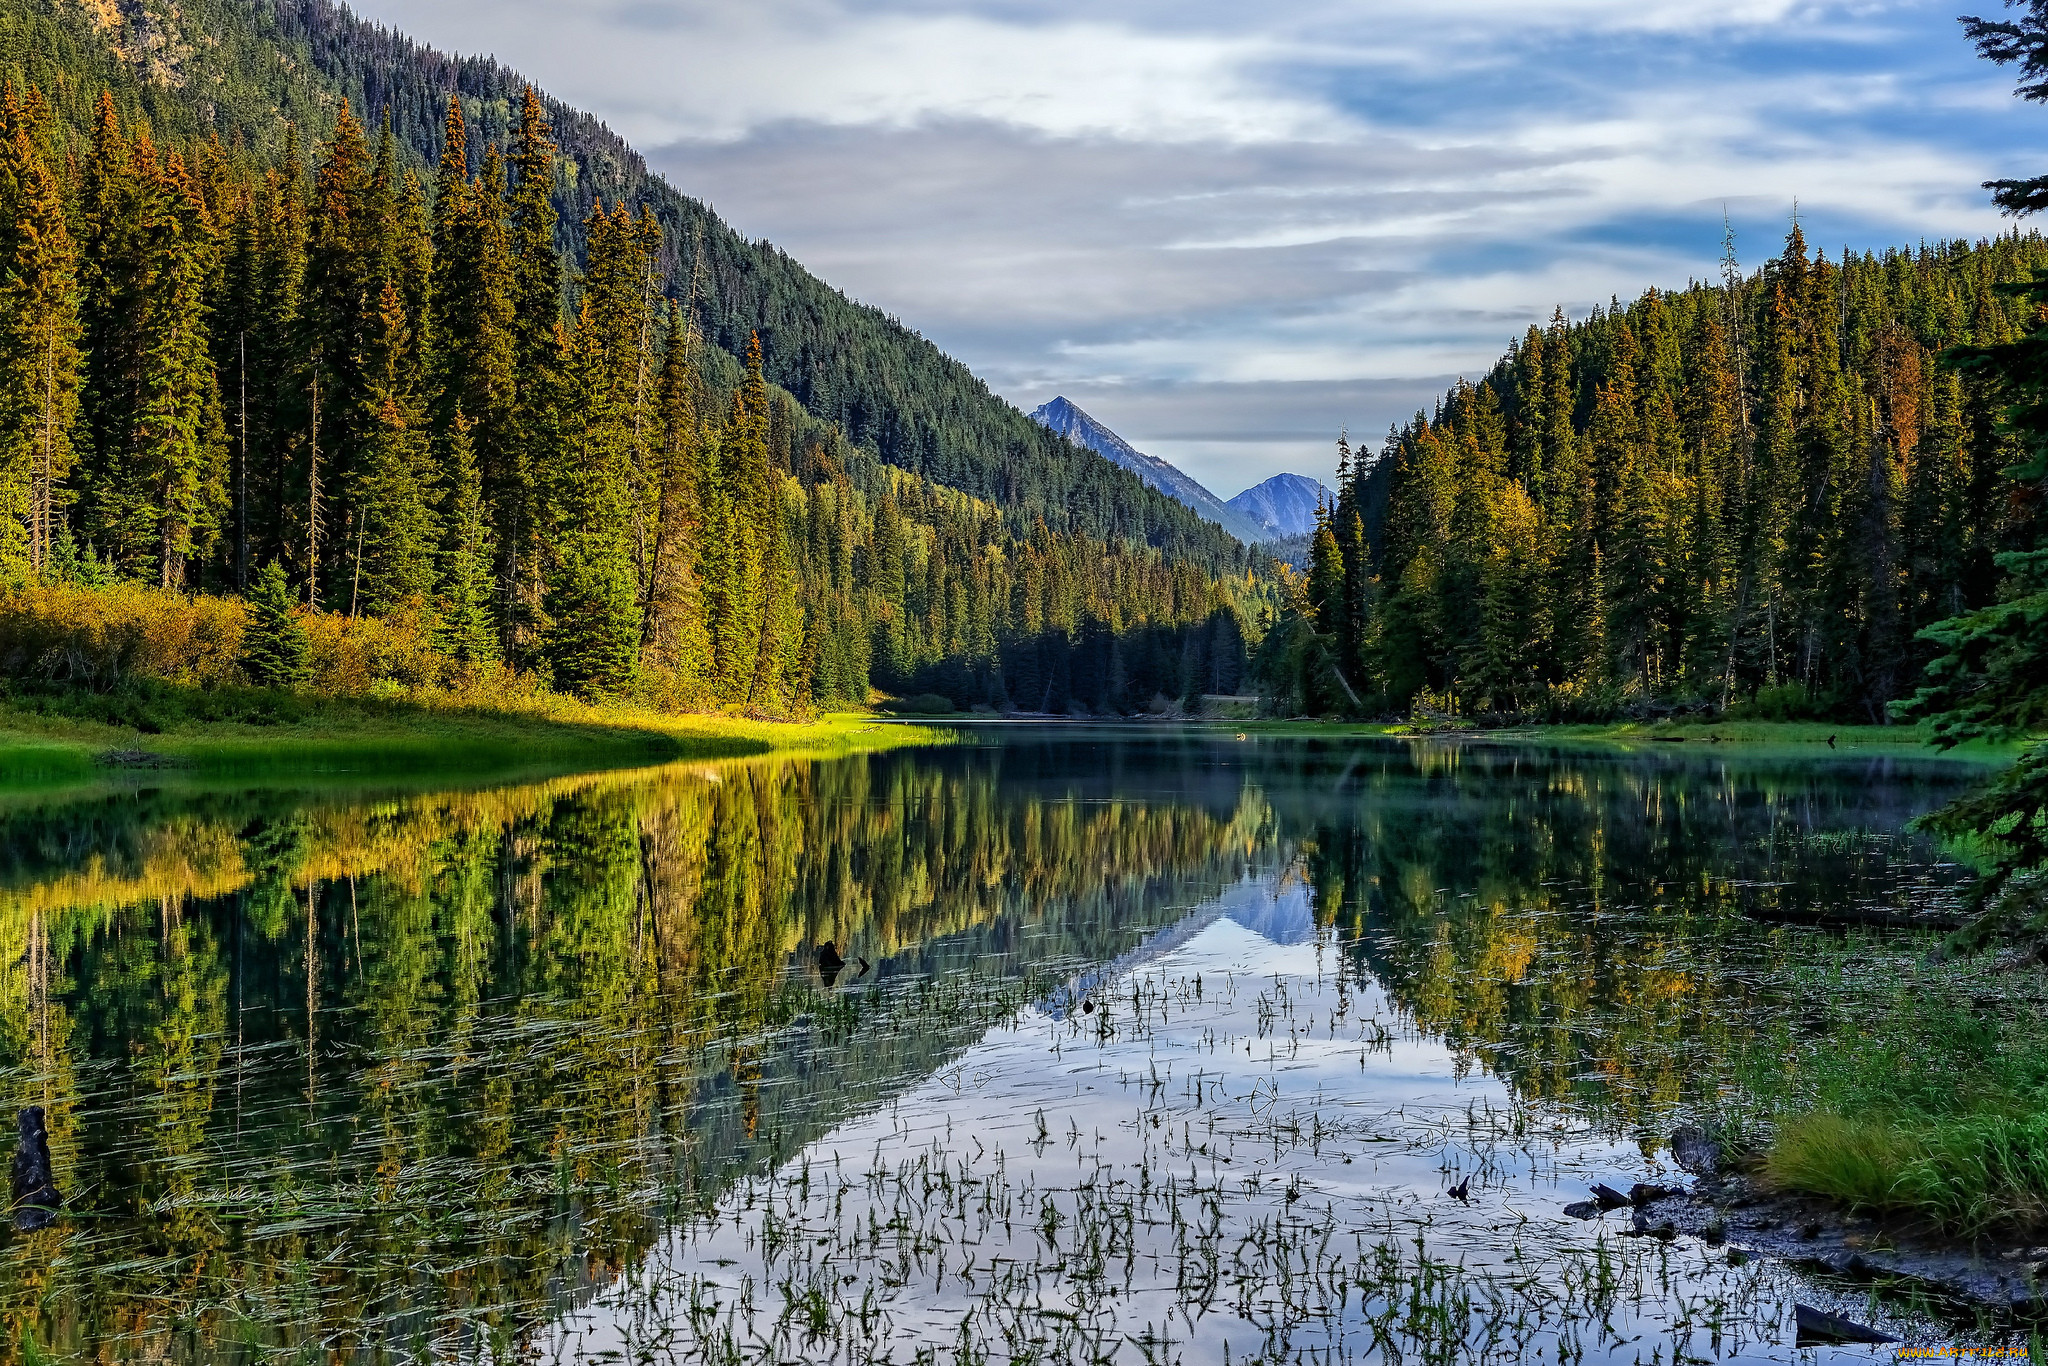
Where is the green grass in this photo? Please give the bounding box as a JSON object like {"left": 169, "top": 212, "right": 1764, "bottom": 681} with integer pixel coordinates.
{"left": 0, "top": 679, "right": 942, "bottom": 788}
{"left": 1728, "top": 945, "right": 2048, "bottom": 1237}
{"left": 1210, "top": 717, "right": 2020, "bottom": 759}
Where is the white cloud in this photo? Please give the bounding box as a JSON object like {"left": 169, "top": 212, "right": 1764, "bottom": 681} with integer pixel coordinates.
{"left": 353, "top": 0, "right": 2046, "bottom": 489}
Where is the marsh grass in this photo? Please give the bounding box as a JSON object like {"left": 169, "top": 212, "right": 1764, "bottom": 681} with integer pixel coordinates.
{"left": 1733, "top": 943, "right": 2048, "bottom": 1236}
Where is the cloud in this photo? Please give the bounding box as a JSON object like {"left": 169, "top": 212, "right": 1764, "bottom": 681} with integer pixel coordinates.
{"left": 355, "top": 0, "right": 2047, "bottom": 492}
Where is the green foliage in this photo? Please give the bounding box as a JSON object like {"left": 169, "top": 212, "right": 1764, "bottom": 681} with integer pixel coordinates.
{"left": 1885, "top": 21, "right": 2048, "bottom": 945}
{"left": 1737, "top": 948, "right": 2048, "bottom": 1235}
{"left": 0, "top": 4, "right": 1259, "bottom": 718}
{"left": 1266, "top": 232, "right": 2048, "bottom": 724}
{"left": 239, "top": 560, "right": 310, "bottom": 687}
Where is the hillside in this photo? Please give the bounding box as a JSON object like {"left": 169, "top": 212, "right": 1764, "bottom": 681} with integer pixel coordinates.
{"left": 0, "top": 0, "right": 1252, "bottom": 576}
{"left": 1259, "top": 228, "right": 2048, "bottom": 722}
{"left": 0, "top": 0, "right": 1262, "bottom": 716}
{"left": 1029, "top": 397, "right": 1268, "bottom": 544}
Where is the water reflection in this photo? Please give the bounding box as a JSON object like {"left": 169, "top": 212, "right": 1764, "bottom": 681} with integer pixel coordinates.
{"left": 0, "top": 733, "right": 1989, "bottom": 1360}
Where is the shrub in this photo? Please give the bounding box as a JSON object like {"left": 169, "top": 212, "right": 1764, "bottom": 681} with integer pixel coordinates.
{"left": 0, "top": 582, "right": 245, "bottom": 689}
{"left": 300, "top": 603, "right": 448, "bottom": 695}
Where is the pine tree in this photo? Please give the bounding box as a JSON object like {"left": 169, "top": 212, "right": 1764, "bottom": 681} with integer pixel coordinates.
{"left": 134, "top": 147, "right": 229, "bottom": 588}
{"left": 435, "top": 412, "right": 497, "bottom": 663}
{"left": 642, "top": 301, "right": 711, "bottom": 687}
{"left": 539, "top": 199, "right": 649, "bottom": 693}
{"left": 0, "top": 85, "right": 82, "bottom": 579}
{"left": 352, "top": 278, "right": 437, "bottom": 612}
{"left": 241, "top": 558, "right": 312, "bottom": 687}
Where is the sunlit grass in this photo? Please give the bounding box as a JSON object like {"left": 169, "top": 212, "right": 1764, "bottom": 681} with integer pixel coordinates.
{"left": 1733, "top": 945, "right": 2048, "bottom": 1236}
{"left": 0, "top": 677, "right": 941, "bottom": 786}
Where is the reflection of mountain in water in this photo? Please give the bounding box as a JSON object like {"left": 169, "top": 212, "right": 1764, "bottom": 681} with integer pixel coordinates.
{"left": 1218, "top": 873, "right": 1318, "bottom": 945}
{"left": 0, "top": 732, "right": 1987, "bottom": 1360}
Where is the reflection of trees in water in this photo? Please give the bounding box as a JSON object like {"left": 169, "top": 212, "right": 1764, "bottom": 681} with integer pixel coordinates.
{"left": 1294, "top": 742, "right": 1976, "bottom": 1126}
{"left": 0, "top": 738, "right": 1976, "bottom": 1359}
{"left": 0, "top": 747, "right": 1268, "bottom": 1360}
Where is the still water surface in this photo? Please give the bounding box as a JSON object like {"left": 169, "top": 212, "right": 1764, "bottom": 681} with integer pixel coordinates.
{"left": 0, "top": 730, "right": 2003, "bottom": 1362}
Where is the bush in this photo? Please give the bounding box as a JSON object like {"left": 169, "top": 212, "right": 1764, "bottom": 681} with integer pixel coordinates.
{"left": 0, "top": 582, "right": 245, "bottom": 690}
{"left": 299, "top": 603, "right": 449, "bottom": 695}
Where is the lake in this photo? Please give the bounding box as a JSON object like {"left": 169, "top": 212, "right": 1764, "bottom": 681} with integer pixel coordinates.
{"left": 0, "top": 729, "right": 2010, "bottom": 1362}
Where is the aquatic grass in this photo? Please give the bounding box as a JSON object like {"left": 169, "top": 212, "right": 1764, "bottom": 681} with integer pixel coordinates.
{"left": 1732, "top": 941, "right": 2048, "bottom": 1236}
{"left": 1764, "top": 1112, "right": 1912, "bottom": 1210}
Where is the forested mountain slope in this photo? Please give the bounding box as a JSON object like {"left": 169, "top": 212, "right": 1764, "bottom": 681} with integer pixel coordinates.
{"left": 0, "top": 0, "right": 1251, "bottom": 573}
{"left": 0, "top": 0, "right": 1258, "bottom": 715}
{"left": 1263, "top": 227, "right": 2048, "bottom": 723}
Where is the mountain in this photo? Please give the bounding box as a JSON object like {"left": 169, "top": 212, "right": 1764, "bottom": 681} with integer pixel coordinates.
{"left": 1227, "top": 475, "right": 1332, "bottom": 540}
{"left": 1029, "top": 398, "right": 1270, "bottom": 545}
{"left": 0, "top": 0, "right": 1250, "bottom": 578}
{"left": 0, "top": 0, "right": 1268, "bottom": 717}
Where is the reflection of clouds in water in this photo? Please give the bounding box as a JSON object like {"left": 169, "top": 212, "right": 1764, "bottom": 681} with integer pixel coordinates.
{"left": 558, "top": 909, "right": 1832, "bottom": 1362}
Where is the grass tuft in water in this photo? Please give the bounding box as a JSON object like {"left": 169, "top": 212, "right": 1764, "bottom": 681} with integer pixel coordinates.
{"left": 1733, "top": 943, "right": 2048, "bottom": 1236}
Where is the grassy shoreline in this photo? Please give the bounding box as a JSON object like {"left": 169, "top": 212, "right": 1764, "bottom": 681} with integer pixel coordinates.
{"left": 0, "top": 692, "right": 941, "bottom": 788}
{"left": 1722, "top": 943, "right": 2048, "bottom": 1241}
{"left": 1205, "top": 716, "right": 2023, "bottom": 759}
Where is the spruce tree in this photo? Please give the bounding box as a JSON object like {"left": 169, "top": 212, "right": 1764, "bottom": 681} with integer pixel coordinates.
{"left": 0, "top": 86, "right": 82, "bottom": 579}
{"left": 434, "top": 413, "right": 498, "bottom": 663}
{"left": 135, "top": 147, "right": 229, "bottom": 589}
{"left": 242, "top": 558, "right": 312, "bottom": 687}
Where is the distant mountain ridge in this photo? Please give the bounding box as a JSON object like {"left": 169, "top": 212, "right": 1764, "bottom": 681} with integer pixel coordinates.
{"left": 1227, "top": 474, "right": 1331, "bottom": 540}
{"left": 1029, "top": 398, "right": 1272, "bottom": 544}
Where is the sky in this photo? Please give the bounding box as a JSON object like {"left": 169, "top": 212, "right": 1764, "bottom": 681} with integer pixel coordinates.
{"left": 352, "top": 0, "right": 2048, "bottom": 498}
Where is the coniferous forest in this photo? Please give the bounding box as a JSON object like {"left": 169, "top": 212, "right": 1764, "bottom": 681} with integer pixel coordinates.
{"left": 0, "top": 0, "right": 1259, "bottom": 714}
{"left": 1263, "top": 227, "right": 2048, "bottom": 723}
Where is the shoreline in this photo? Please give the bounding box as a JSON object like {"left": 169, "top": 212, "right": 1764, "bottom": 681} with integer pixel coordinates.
{"left": 904, "top": 712, "right": 2023, "bottom": 760}
{"left": 0, "top": 697, "right": 947, "bottom": 791}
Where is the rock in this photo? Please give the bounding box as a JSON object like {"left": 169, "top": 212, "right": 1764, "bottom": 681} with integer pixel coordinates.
{"left": 1630, "top": 1209, "right": 1678, "bottom": 1240}
{"left": 816, "top": 942, "right": 845, "bottom": 977}
{"left": 1590, "top": 1183, "right": 1632, "bottom": 1211}
{"left": 1792, "top": 1303, "right": 1897, "bottom": 1346}
{"left": 1629, "top": 1182, "right": 1676, "bottom": 1206}
{"left": 1669, "top": 1124, "right": 1723, "bottom": 1177}
{"left": 1562, "top": 1200, "right": 1601, "bottom": 1220}
{"left": 10, "top": 1106, "right": 61, "bottom": 1232}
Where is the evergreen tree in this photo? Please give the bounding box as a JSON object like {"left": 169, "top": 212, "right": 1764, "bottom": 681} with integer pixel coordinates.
{"left": 241, "top": 558, "right": 312, "bottom": 687}
{"left": 0, "top": 85, "right": 81, "bottom": 579}
{"left": 434, "top": 413, "right": 497, "bottom": 663}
